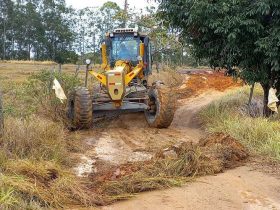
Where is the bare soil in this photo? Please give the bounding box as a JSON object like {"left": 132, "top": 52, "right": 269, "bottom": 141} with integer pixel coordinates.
{"left": 101, "top": 166, "right": 280, "bottom": 210}
{"left": 69, "top": 71, "right": 280, "bottom": 210}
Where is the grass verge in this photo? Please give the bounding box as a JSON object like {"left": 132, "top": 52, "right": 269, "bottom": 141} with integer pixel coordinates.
{"left": 199, "top": 87, "right": 280, "bottom": 161}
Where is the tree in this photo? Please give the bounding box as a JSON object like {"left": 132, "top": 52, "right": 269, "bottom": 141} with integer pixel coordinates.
{"left": 0, "top": 0, "right": 14, "bottom": 60}
{"left": 136, "top": 6, "right": 188, "bottom": 67}
{"left": 0, "top": 0, "right": 76, "bottom": 62}
{"left": 40, "top": 0, "right": 74, "bottom": 61}
{"left": 96, "top": 1, "right": 122, "bottom": 40}
{"left": 159, "top": 0, "right": 280, "bottom": 115}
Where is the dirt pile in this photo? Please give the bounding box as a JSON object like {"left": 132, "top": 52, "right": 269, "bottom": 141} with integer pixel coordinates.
{"left": 89, "top": 133, "right": 248, "bottom": 205}
{"left": 156, "top": 132, "right": 248, "bottom": 176}
{"left": 198, "top": 133, "right": 249, "bottom": 172}
{"left": 177, "top": 71, "right": 242, "bottom": 99}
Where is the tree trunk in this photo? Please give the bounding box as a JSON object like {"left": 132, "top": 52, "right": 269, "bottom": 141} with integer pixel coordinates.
{"left": 3, "top": 20, "right": 6, "bottom": 60}
{"left": 58, "top": 64, "right": 62, "bottom": 73}
{"left": 261, "top": 83, "right": 272, "bottom": 117}
{"left": 248, "top": 83, "right": 255, "bottom": 105}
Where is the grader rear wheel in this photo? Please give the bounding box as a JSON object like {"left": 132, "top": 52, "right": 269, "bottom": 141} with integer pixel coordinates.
{"left": 145, "top": 85, "right": 176, "bottom": 128}
{"left": 0, "top": 91, "right": 4, "bottom": 136}
{"left": 67, "top": 87, "right": 92, "bottom": 130}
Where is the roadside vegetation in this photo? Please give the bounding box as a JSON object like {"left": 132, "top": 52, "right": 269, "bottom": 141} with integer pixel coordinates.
{"left": 200, "top": 86, "right": 280, "bottom": 161}
{"left": 0, "top": 69, "right": 96, "bottom": 209}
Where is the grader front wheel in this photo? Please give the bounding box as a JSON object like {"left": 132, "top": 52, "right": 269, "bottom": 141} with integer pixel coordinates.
{"left": 67, "top": 87, "right": 93, "bottom": 130}
{"left": 145, "top": 86, "right": 176, "bottom": 128}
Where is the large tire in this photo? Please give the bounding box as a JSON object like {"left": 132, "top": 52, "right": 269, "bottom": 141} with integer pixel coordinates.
{"left": 0, "top": 91, "right": 3, "bottom": 137}
{"left": 67, "top": 87, "right": 92, "bottom": 130}
{"left": 145, "top": 85, "right": 176, "bottom": 128}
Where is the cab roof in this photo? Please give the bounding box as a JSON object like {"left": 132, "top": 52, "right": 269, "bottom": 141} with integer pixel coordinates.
{"left": 110, "top": 28, "right": 148, "bottom": 38}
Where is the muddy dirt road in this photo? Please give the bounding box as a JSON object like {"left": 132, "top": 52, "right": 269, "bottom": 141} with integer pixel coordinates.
{"left": 99, "top": 92, "right": 280, "bottom": 210}
{"left": 102, "top": 166, "right": 280, "bottom": 210}
{"left": 71, "top": 72, "right": 280, "bottom": 210}
{"left": 74, "top": 90, "right": 223, "bottom": 177}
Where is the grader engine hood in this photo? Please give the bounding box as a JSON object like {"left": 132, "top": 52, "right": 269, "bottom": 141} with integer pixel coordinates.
{"left": 106, "top": 66, "right": 126, "bottom": 101}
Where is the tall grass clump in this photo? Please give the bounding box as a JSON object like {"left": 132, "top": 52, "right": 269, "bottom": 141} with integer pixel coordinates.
{"left": 0, "top": 117, "right": 96, "bottom": 209}
{"left": 200, "top": 87, "right": 280, "bottom": 160}
{"left": 0, "top": 69, "right": 98, "bottom": 209}
{"left": 26, "top": 70, "right": 81, "bottom": 121}
{"left": 1, "top": 117, "right": 67, "bottom": 164}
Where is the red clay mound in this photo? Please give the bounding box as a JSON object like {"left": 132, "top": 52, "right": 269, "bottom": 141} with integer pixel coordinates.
{"left": 199, "top": 133, "right": 249, "bottom": 173}
{"left": 177, "top": 71, "right": 242, "bottom": 99}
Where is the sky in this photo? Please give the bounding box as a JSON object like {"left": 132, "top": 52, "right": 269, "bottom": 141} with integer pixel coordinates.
{"left": 65, "top": 0, "right": 157, "bottom": 10}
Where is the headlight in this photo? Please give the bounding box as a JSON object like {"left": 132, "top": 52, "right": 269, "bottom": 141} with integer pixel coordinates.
{"left": 85, "top": 59, "right": 91, "bottom": 65}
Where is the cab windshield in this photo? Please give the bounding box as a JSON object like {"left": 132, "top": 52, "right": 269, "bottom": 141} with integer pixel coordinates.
{"left": 111, "top": 36, "right": 140, "bottom": 61}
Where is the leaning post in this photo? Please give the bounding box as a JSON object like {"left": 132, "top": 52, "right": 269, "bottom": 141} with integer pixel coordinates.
{"left": 85, "top": 59, "right": 91, "bottom": 87}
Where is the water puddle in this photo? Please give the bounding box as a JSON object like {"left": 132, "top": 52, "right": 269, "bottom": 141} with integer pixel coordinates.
{"left": 95, "top": 133, "right": 152, "bottom": 165}
{"left": 74, "top": 155, "right": 96, "bottom": 177}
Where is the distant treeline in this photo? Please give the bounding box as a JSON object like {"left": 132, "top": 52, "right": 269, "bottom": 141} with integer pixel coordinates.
{"left": 0, "top": 0, "right": 195, "bottom": 66}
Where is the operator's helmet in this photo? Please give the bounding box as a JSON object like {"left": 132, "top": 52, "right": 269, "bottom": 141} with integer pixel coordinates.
{"left": 120, "top": 42, "right": 126, "bottom": 50}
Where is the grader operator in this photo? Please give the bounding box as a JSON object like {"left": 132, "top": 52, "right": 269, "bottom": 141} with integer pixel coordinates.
{"left": 67, "top": 28, "right": 176, "bottom": 129}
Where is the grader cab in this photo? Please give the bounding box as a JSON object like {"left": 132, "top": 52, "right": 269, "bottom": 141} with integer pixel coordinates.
{"left": 67, "top": 28, "right": 176, "bottom": 129}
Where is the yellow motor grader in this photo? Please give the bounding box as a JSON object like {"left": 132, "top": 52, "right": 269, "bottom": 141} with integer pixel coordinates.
{"left": 67, "top": 28, "right": 176, "bottom": 129}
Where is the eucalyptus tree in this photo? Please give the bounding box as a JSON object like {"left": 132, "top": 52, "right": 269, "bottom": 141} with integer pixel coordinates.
{"left": 39, "top": 0, "right": 74, "bottom": 62}
{"left": 0, "top": 0, "right": 14, "bottom": 59}
{"left": 96, "top": 1, "right": 122, "bottom": 42}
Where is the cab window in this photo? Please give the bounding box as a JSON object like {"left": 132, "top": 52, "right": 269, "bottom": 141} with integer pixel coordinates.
{"left": 111, "top": 36, "right": 139, "bottom": 61}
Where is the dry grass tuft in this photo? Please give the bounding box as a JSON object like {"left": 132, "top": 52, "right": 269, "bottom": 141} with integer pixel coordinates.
{"left": 0, "top": 117, "right": 98, "bottom": 209}
{"left": 1, "top": 117, "right": 67, "bottom": 164}
{"left": 0, "top": 160, "right": 95, "bottom": 208}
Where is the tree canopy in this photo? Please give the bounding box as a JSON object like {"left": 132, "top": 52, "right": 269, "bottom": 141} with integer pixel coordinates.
{"left": 159, "top": 0, "right": 280, "bottom": 114}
